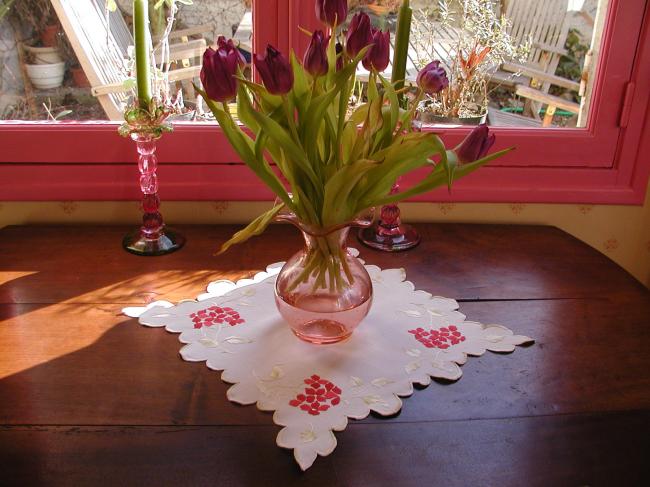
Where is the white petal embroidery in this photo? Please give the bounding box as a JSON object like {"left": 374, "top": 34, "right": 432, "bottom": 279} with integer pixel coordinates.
{"left": 399, "top": 309, "right": 422, "bottom": 318}
{"left": 270, "top": 366, "right": 284, "bottom": 380}
{"left": 300, "top": 430, "right": 317, "bottom": 443}
{"left": 350, "top": 376, "right": 364, "bottom": 387}
{"left": 405, "top": 362, "right": 420, "bottom": 373}
{"left": 222, "top": 336, "right": 253, "bottom": 344}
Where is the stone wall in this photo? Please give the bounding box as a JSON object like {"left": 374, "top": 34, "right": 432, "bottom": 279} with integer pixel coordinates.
{"left": 117, "top": 0, "right": 248, "bottom": 40}
{"left": 0, "top": 19, "right": 22, "bottom": 116}
{"left": 177, "top": 0, "right": 246, "bottom": 39}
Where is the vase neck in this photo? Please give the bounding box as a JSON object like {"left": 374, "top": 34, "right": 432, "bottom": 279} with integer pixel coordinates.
{"left": 301, "top": 227, "right": 350, "bottom": 253}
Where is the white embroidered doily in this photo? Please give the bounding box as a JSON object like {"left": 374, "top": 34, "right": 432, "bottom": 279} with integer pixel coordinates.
{"left": 124, "top": 253, "right": 533, "bottom": 470}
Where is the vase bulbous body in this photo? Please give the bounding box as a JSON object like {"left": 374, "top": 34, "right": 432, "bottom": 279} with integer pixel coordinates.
{"left": 274, "top": 213, "right": 373, "bottom": 345}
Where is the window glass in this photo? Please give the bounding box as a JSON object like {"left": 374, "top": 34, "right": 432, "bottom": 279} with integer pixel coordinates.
{"left": 0, "top": 0, "right": 253, "bottom": 122}
{"left": 351, "top": 0, "right": 605, "bottom": 128}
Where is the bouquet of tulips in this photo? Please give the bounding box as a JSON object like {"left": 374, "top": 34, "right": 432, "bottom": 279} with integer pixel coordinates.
{"left": 197, "top": 0, "right": 510, "bottom": 289}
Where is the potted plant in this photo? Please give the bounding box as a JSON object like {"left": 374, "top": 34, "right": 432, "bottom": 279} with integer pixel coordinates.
{"left": 23, "top": 51, "right": 65, "bottom": 89}
{"left": 414, "top": 0, "right": 529, "bottom": 125}
{"left": 361, "top": 0, "right": 403, "bottom": 16}
{"left": 195, "top": 0, "right": 511, "bottom": 344}
{"left": 40, "top": 20, "right": 61, "bottom": 48}
{"left": 9, "top": 0, "right": 66, "bottom": 89}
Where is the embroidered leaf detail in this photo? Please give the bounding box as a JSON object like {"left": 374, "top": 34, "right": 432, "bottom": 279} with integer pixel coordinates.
{"left": 363, "top": 395, "right": 388, "bottom": 406}
{"left": 350, "top": 376, "right": 363, "bottom": 387}
{"left": 371, "top": 378, "right": 394, "bottom": 387}
{"left": 151, "top": 312, "right": 172, "bottom": 318}
{"left": 198, "top": 338, "right": 220, "bottom": 348}
{"left": 223, "top": 336, "right": 252, "bottom": 344}
{"left": 485, "top": 335, "right": 505, "bottom": 343}
{"left": 241, "top": 288, "right": 256, "bottom": 297}
{"left": 399, "top": 309, "right": 422, "bottom": 318}
{"left": 431, "top": 359, "right": 457, "bottom": 373}
{"left": 406, "top": 348, "right": 421, "bottom": 357}
{"left": 427, "top": 309, "right": 444, "bottom": 317}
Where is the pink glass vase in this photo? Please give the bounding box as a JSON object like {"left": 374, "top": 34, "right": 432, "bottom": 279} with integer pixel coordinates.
{"left": 274, "top": 211, "right": 374, "bottom": 345}
{"left": 122, "top": 133, "right": 185, "bottom": 256}
{"left": 357, "top": 179, "right": 420, "bottom": 251}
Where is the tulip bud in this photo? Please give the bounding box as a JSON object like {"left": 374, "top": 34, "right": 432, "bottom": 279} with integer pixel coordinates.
{"left": 216, "top": 36, "right": 247, "bottom": 68}
{"left": 416, "top": 60, "right": 449, "bottom": 95}
{"left": 346, "top": 12, "right": 373, "bottom": 58}
{"left": 454, "top": 124, "right": 496, "bottom": 164}
{"left": 254, "top": 45, "right": 294, "bottom": 95}
{"left": 303, "top": 30, "right": 329, "bottom": 77}
{"left": 362, "top": 28, "right": 390, "bottom": 72}
{"left": 316, "top": 0, "right": 348, "bottom": 28}
{"left": 200, "top": 47, "right": 239, "bottom": 102}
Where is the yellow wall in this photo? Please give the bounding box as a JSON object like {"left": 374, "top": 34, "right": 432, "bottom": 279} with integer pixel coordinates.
{"left": 1, "top": 181, "right": 649, "bottom": 288}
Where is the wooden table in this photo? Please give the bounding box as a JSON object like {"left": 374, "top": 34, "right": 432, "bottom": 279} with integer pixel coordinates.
{"left": 0, "top": 224, "right": 648, "bottom": 486}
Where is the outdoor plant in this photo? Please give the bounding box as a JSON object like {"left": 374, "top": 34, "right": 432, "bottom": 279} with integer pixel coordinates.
{"left": 197, "top": 0, "right": 511, "bottom": 290}
{"left": 6, "top": 0, "right": 55, "bottom": 42}
{"left": 0, "top": 0, "right": 15, "bottom": 22}
{"left": 414, "top": 0, "right": 529, "bottom": 119}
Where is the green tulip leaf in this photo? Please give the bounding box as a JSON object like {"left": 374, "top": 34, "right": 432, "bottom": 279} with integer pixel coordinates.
{"left": 217, "top": 204, "right": 284, "bottom": 255}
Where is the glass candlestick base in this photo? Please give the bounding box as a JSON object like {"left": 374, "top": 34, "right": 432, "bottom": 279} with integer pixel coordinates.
{"left": 357, "top": 179, "right": 421, "bottom": 252}
{"left": 123, "top": 227, "right": 185, "bottom": 256}
{"left": 358, "top": 221, "right": 421, "bottom": 251}
{"left": 123, "top": 133, "right": 185, "bottom": 256}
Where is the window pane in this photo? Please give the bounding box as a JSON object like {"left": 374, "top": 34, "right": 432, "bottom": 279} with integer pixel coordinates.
{"left": 0, "top": 0, "right": 253, "bottom": 122}
{"left": 352, "top": 0, "right": 607, "bottom": 129}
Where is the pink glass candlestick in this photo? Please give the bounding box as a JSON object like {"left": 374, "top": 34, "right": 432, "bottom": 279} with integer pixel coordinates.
{"left": 122, "top": 133, "right": 185, "bottom": 256}
{"left": 358, "top": 180, "right": 420, "bottom": 252}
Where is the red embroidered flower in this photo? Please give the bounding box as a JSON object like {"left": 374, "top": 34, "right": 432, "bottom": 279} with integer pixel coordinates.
{"left": 408, "top": 325, "right": 466, "bottom": 349}
{"left": 190, "top": 306, "right": 244, "bottom": 329}
{"left": 289, "top": 375, "right": 342, "bottom": 416}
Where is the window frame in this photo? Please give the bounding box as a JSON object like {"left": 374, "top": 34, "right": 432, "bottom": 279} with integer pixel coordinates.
{"left": 1, "top": 0, "right": 649, "bottom": 204}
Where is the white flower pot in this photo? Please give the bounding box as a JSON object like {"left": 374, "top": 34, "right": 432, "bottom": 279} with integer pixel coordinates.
{"left": 25, "top": 62, "right": 66, "bottom": 90}
{"left": 23, "top": 45, "right": 63, "bottom": 65}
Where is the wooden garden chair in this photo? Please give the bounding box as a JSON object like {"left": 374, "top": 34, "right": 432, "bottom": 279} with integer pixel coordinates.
{"left": 493, "top": 0, "right": 582, "bottom": 126}
{"left": 50, "top": 0, "right": 211, "bottom": 120}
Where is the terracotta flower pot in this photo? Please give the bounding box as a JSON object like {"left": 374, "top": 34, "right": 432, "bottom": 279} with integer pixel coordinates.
{"left": 71, "top": 67, "right": 90, "bottom": 88}
{"left": 419, "top": 111, "right": 487, "bottom": 126}
{"left": 40, "top": 24, "right": 60, "bottom": 48}
{"left": 366, "top": 5, "right": 393, "bottom": 16}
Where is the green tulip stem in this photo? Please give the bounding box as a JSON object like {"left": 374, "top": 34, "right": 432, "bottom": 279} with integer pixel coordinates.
{"left": 133, "top": 0, "right": 152, "bottom": 109}
{"left": 392, "top": 0, "right": 413, "bottom": 103}
{"left": 401, "top": 88, "right": 424, "bottom": 132}
{"left": 282, "top": 95, "right": 301, "bottom": 146}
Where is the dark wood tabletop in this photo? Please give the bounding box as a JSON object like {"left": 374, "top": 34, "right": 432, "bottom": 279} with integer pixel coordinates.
{"left": 0, "top": 224, "right": 648, "bottom": 487}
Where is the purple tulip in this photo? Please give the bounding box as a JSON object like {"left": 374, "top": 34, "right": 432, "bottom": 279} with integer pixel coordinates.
{"left": 254, "top": 45, "right": 294, "bottom": 95}
{"left": 200, "top": 47, "right": 239, "bottom": 102}
{"left": 216, "top": 36, "right": 247, "bottom": 68}
{"left": 346, "top": 12, "right": 373, "bottom": 58}
{"left": 304, "top": 30, "right": 329, "bottom": 77}
{"left": 362, "top": 28, "right": 390, "bottom": 72}
{"left": 454, "top": 124, "right": 496, "bottom": 164}
{"left": 416, "top": 60, "right": 449, "bottom": 95}
{"left": 316, "top": 0, "right": 348, "bottom": 28}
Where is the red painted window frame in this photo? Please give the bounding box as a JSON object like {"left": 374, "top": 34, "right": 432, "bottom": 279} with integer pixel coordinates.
{"left": 1, "top": 0, "right": 649, "bottom": 204}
